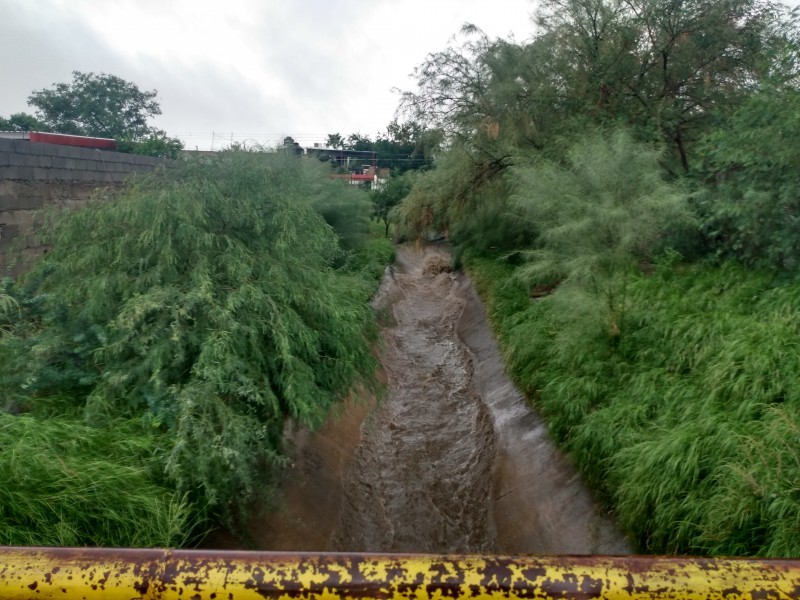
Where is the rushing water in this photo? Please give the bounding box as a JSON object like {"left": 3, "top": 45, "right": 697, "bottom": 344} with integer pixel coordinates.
{"left": 333, "top": 246, "right": 496, "bottom": 552}
{"left": 211, "top": 245, "right": 630, "bottom": 553}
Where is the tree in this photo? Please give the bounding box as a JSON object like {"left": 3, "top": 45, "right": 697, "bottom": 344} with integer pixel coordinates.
{"left": 11, "top": 152, "right": 379, "bottom": 523}
{"left": 0, "top": 112, "right": 47, "bottom": 132}
{"left": 374, "top": 119, "right": 440, "bottom": 172}
{"left": 400, "top": 26, "right": 495, "bottom": 137}
{"left": 29, "top": 71, "right": 162, "bottom": 140}
{"left": 534, "top": 0, "right": 793, "bottom": 170}
{"left": 511, "top": 131, "right": 691, "bottom": 295}
{"left": 371, "top": 171, "right": 413, "bottom": 237}
{"left": 328, "top": 122, "right": 439, "bottom": 173}
{"left": 7, "top": 71, "right": 185, "bottom": 158}
{"left": 345, "top": 133, "right": 373, "bottom": 151}
{"left": 618, "top": 0, "right": 787, "bottom": 170}
{"left": 326, "top": 133, "right": 344, "bottom": 148}
{"left": 402, "top": 1, "right": 794, "bottom": 171}
{"left": 115, "top": 130, "right": 185, "bottom": 159}
{"left": 694, "top": 85, "right": 800, "bottom": 269}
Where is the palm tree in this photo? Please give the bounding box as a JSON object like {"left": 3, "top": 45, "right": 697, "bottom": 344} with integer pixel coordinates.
{"left": 326, "top": 133, "right": 344, "bottom": 149}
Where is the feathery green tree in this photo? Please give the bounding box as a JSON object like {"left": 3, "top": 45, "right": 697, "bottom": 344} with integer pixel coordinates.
{"left": 10, "top": 152, "right": 380, "bottom": 524}
{"left": 511, "top": 131, "right": 692, "bottom": 338}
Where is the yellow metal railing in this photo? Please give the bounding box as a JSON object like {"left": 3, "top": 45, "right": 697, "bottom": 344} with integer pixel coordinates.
{"left": 1, "top": 547, "right": 800, "bottom": 599}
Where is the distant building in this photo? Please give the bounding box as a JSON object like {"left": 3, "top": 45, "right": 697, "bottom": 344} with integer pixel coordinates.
{"left": 0, "top": 131, "right": 116, "bottom": 150}
{"left": 305, "top": 146, "right": 389, "bottom": 190}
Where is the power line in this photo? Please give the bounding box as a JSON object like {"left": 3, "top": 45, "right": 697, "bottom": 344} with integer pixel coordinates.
{"left": 171, "top": 131, "right": 433, "bottom": 153}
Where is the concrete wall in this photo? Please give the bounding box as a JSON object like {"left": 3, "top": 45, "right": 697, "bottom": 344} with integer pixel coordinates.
{"left": 0, "top": 138, "right": 166, "bottom": 276}
{"left": 0, "top": 137, "right": 164, "bottom": 182}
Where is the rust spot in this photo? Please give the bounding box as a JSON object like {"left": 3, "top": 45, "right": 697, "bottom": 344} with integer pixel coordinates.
{"left": 481, "top": 559, "right": 514, "bottom": 588}
{"left": 721, "top": 587, "right": 741, "bottom": 596}
{"left": 422, "top": 582, "right": 457, "bottom": 599}
{"left": 133, "top": 579, "right": 149, "bottom": 595}
{"left": 183, "top": 575, "right": 204, "bottom": 591}
{"left": 28, "top": 581, "right": 38, "bottom": 590}
{"left": 578, "top": 574, "right": 604, "bottom": 598}
{"left": 624, "top": 572, "right": 635, "bottom": 594}
{"left": 520, "top": 566, "right": 547, "bottom": 583}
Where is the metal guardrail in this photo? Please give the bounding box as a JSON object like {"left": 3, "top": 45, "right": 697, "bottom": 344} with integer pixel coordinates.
{"left": 1, "top": 548, "right": 800, "bottom": 599}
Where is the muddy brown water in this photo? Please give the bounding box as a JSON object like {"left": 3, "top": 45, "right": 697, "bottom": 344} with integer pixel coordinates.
{"left": 210, "top": 245, "right": 630, "bottom": 554}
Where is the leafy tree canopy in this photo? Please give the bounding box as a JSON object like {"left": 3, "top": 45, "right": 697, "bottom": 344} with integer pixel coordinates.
{"left": 0, "top": 71, "right": 183, "bottom": 158}
{"left": 0, "top": 112, "right": 47, "bottom": 132}
{"left": 397, "top": 0, "right": 800, "bottom": 268}
{"left": 402, "top": 1, "right": 798, "bottom": 171}
{"left": 694, "top": 85, "right": 800, "bottom": 269}
{"left": 28, "top": 71, "right": 161, "bottom": 140}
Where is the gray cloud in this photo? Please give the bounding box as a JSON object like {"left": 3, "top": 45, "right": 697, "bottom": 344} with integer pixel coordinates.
{"left": 0, "top": 0, "right": 536, "bottom": 148}
{"left": 0, "top": 3, "right": 126, "bottom": 113}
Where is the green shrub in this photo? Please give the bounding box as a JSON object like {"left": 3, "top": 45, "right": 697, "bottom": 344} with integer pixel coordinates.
{"left": 6, "top": 152, "right": 382, "bottom": 529}
{"left": 344, "top": 236, "right": 396, "bottom": 285}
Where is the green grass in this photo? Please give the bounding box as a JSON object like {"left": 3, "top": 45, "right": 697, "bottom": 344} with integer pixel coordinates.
{"left": 468, "top": 256, "right": 800, "bottom": 557}
{"left": 0, "top": 414, "right": 199, "bottom": 547}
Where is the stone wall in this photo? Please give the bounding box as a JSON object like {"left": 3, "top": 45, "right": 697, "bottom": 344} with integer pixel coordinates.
{"left": 0, "top": 138, "right": 166, "bottom": 276}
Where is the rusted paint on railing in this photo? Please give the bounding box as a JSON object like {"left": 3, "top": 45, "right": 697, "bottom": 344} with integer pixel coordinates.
{"left": 1, "top": 548, "right": 800, "bottom": 600}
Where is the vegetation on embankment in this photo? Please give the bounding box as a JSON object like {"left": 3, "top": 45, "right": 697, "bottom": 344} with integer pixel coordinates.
{"left": 0, "top": 151, "right": 393, "bottom": 546}
{"left": 469, "top": 256, "right": 800, "bottom": 557}
{"left": 394, "top": 0, "right": 800, "bottom": 556}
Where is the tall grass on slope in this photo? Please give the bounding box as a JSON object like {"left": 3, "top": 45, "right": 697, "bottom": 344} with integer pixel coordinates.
{"left": 470, "top": 256, "right": 800, "bottom": 557}
{"left": 0, "top": 414, "right": 197, "bottom": 547}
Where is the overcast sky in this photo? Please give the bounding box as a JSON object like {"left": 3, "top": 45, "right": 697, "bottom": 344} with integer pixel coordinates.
{"left": 0, "top": 0, "right": 537, "bottom": 150}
